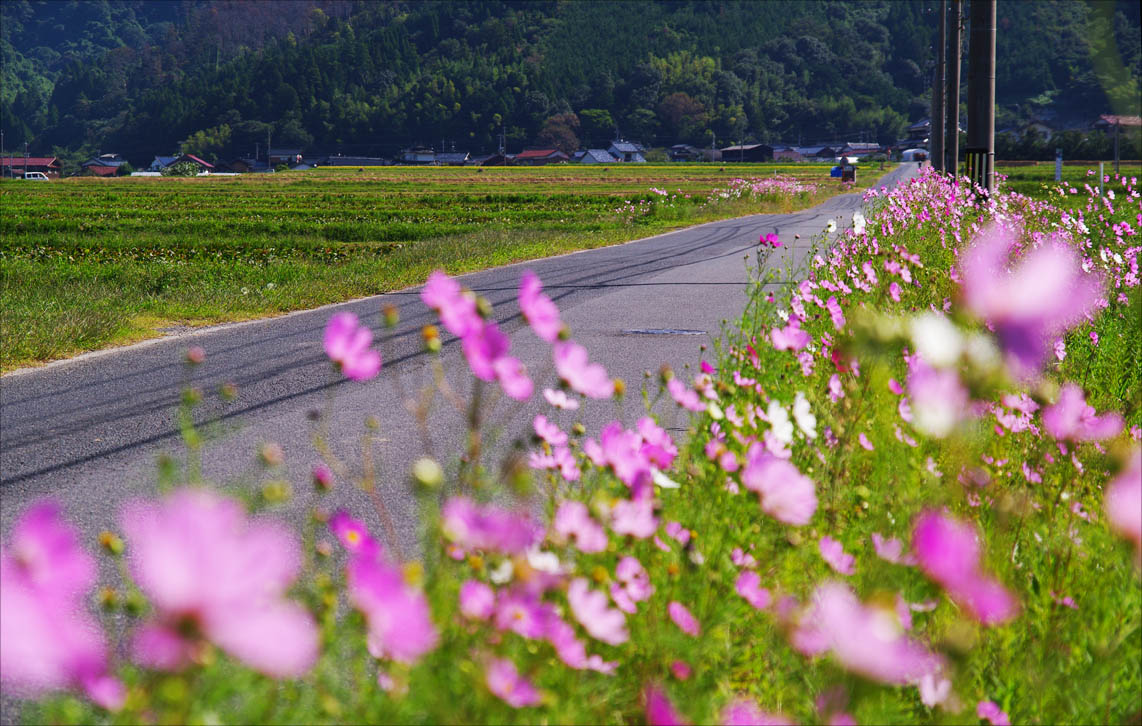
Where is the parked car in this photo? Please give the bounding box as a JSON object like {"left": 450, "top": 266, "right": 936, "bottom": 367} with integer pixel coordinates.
{"left": 23, "top": 172, "right": 49, "bottom": 181}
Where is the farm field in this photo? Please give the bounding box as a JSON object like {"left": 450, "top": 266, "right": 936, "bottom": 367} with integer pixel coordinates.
{"left": 0, "top": 163, "right": 878, "bottom": 372}
{"left": 996, "top": 161, "right": 1142, "bottom": 205}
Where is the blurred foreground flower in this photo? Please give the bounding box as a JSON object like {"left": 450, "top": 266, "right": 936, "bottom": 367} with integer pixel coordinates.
{"left": 911, "top": 511, "right": 1019, "bottom": 625}
{"left": 324, "top": 311, "right": 382, "bottom": 381}
{"left": 0, "top": 501, "right": 125, "bottom": 710}
{"left": 519, "top": 269, "right": 563, "bottom": 342}
{"left": 960, "top": 224, "right": 1102, "bottom": 377}
{"left": 123, "top": 489, "right": 319, "bottom": 678}
{"left": 1105, "top": 448, "right": 1142, "bottom": 565}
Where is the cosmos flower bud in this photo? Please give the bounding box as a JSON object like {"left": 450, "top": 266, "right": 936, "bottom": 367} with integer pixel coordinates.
{"left": 98, "top": 530, "right": 124, "bottom": 555}
{"left": 412, "top": 457, "right": 444, "bottom": 488}
{"left": 185, "top": 346, "right": 205, "bottom": 365}
{"left": 382, "top": 303, "right": 399, "bottom": 328}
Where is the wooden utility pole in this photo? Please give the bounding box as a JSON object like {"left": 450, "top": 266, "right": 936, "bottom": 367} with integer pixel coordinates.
{"left": 932, "top": 0, "right": 946, "bottom": 173}
{"left": 945, "top": 0, "right": 962, "bottom": 174}
{"left": 966, "top": 0, "right": 996, "bottom": 193}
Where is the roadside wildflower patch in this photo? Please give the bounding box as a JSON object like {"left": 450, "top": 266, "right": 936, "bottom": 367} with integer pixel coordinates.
{"left": 3, "top": 168, "right": 1139, "bottom": 724}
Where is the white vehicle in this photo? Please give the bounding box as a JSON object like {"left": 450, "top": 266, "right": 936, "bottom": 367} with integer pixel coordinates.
{"left": 23, "top": 171, "right": 49, "bottom": 181}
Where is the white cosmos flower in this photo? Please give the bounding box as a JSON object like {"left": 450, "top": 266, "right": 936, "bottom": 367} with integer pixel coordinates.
{"left": 852, "top": 211, "right": 866, "bottom": 235}
{"left": 826, "top": 219, "right": 837, "bottom": 234}
{"left": 767, "top": 400, "right": 795, "bottom": 444}
{"left": 792, "top": 392, "right": 817, "bottom": 439}
{"left": 909, "top": 313, "right": 963, "bottom": 367}
{"left": 652, "top": 468, "right": 681, "bottom": 489}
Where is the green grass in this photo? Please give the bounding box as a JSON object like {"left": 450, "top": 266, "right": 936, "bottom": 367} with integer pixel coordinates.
{"left": 0, "top": 163, "right": 880, "bottom": 372}
{"left": 996, "top": 162, "right": 1142, "bottom": 206}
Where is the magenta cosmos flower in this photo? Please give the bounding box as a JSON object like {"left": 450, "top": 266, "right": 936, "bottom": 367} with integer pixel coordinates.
{"left": 0, "top": 501, "right": 125, "bottom": 711}
{"left": 911, "top": 511, "right": 1019, "bottom": 625}
{"left": 347, "top": 554, "right": 439, "bottom": 664}
{"left": 1105, "top": 448, "right": 1142, "bottom": 565}
{"left": 553, "top": 341, "right": 614, "bottom": 398}
{"left": 960, "top": 224, "right": 1103, "bottom": 376}
{"left": 1042, "top": 383, "right": 1123, "bottom": 442}
{"left": 734, "top": 571, "right": 771, "bottom": 610}
{"left": 740, "top": 443, "right": 817, "bottom": 526}
{"left": 459, "top": 580, "right": 496, "bottom": 620}
{"left": 792, "top": 581, "right": 945, "bottom": 686}
{"left": 324, "top": 312, "right": 381, "bottom": 380}
{"left": 519, "top": 270, "right": 563, "bottom": 342}
{"left": 666, "top": 377, "right": 706, "bottom": 412}
{"left": 722, "top": 698, "right": 793, "bottom": 725}
{"left": 441, "top": 497, "right": 544, "bottom": 554}
{"left": 645, "top": 685, "right": 689, "bottom": 726}
{"left": 485, "top": 657, "right": 541, "bottom": 708}
{"left": 123, "top": 489, "right": 319, "bottom": 678}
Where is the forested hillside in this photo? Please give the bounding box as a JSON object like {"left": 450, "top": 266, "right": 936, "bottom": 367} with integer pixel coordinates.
{"left": 2, "top": 0, "right": 1139, "bottom": 165}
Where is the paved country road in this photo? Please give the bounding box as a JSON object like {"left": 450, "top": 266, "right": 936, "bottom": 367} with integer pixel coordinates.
{"left": 0, "top": 163, "right": 918, "bottom": 558}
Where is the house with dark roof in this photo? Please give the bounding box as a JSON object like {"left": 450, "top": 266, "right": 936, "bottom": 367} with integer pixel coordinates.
{"left": 148, "top": 155, "right": 179, "bottom": 172}
{"left": 268, "top": 149, "right": 304, "bottom": 166}
{"left": 1, "top": 156, "right": 61, "bottom": 178}
{"left": 794, "top": 146, "right": 836, "bottom": 159}
{"left": 608, "top": 140, "right": 646, "bottom": 163}
{"left": 81, "top": 153, "right": 129, "bottom": 176}
{"left": 773, "top": 146, "right": 803, "bottom": 161}
{"left": 400, "top": 147, "right": 436, "bottom": 165}
{"left": 514, "top": 149, "right": 570, "bottom": 166}
{"left": 668, "top": 144, "right": 702, "bottom": 162}
{"left": 435, "top": 151, "right": 471, "bottom": 166}
{"left": 839, "top": 142, "right": 881, "bottom": 157}
{"left": 579, "top": 149, "right": 618, "bottom": 164}
{"left": 721, "top": 144, "right": 774, "bottom": 162}
{"left": 321, "top": 155, "right": 389, "bottom": 167}
{"left": 228, "top": 158, "right": 271, "bottom": 173}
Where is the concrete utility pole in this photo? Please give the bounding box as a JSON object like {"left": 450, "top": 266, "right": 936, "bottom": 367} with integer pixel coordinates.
{"left": 932, "top": 0, "right": 946, "bottom": 173}
{"left": 945, "top": 0, "right": 962, "bottom": 174}
{"left": 966, "top": 0, "right": 996, "bottom": 193}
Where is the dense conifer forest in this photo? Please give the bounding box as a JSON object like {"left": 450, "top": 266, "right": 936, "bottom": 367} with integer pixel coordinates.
{"left": 2, "top": 0, "right": 1139, "bottom": 165}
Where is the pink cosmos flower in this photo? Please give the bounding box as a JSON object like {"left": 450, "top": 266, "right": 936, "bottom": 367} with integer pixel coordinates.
{"left": 0, "top": 501, "right": 125, "bottom": 710}
{"left": 638, "top": 417, "right": 678, "bottom": 469}
{"left": 645, "top": 686, "right": 689, "bottom": 726}
{"left": 568, "top": 578, "right": 629, "bottom": 645}
{"left": 734, "top": 571, "right": 771, "bottom": 610}
{"left": 667, "top": 378, "right": 706, "bottom": 412}
{"left": 543, "top": 388, "right": 580, "bottom": 410}
{"left": 323, "top": 312, "right": 381, "bottom": 381}
{"left": 461, "top": 319, "right": 510, "bottom": 382}
{"left": 595, "top": 421, "right": 654, "bottom": 488}
{"left": 670, "top": 660, "right": 692, "bottom": 680}
{"left": 1042, "top": 383, "right": 1124, "bottom": 442}
{"left": 871, "top": 533, "right": 916, "bottom": 566}
{"left": 554, "top": 341, "right": 614, "bottom": 398}
{"left": 740, "top": 443, "right": 817, "bottom": 526}
{"left": 911, "top": 511, "right": 1019, "bottom": 625}
{"left": 826, "top": 296, "right": 846, "bottom": 330}
{"left": 611, "top": 494, "right": 658, "bottom": 539}
{"left": 494, "top": 589, "right": 552, "bottom": 640}
{"left": 1105, "top": 448, "right": 1142, "bottom": 564}
{"left": 771, "top": 322, "right": 812, "bottom": 351}
{"left": 907, "top": 360, "right": 968, "bottom": 438}
{"left": 348, "top": 554, "right": 439, "bottom": 664}
{"left": 329, "top": 510, "right": 383, "bottom": 558}
{"left": 459, "top": 580, "right": 496, "bottom": 620}
{"left": 123, "top": 489, "right": 318, "bottom": 678}
{"left": 421, "top": 270, "right": 480, "bottom": 337}
{"left": 519, "top": 270, "right": 563, "bottom": 342}
{"left": 819, "top": 536, "right": 855, "bottom": 575}
{"left": 977, "top": 700, "right": 1011, "bottom": 726}
{"left": 615, "top": 556, "right": 654, "bottom": 602}
{"left": 485, "top": 657, "right": 541, "bottom": 708}
{"left": 722, "top": 698, "right": 793, "bottom": 725}
{"left": 553, "top": 501, "right": 608, "bottom": 554}
{"left": 760, "top": 232, "right": 782, "bottom": 248}
{"left": 960, "top": 224, "right": 1103, "bottom": 376}
{"left": 492, "top": 356, "right": 533, "bottom": 401}
{"left": 533, "top": 415, "right": 569, "bottom": 447}
{"left": 667, "top": 601, "right": 700, "bottom": 636}
{"left": 791, "top": 582, "right": 946, "bottom": 686}
{"left": 441, "top": 497, "right": 544, "bottom": 554}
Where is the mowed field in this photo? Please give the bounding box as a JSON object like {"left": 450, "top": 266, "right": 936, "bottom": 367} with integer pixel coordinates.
{"left": 997, "top": 161, "right": 1142, "bottom": 206}
{"left": 0, "top": 163, "right": 878, "bottom": 371}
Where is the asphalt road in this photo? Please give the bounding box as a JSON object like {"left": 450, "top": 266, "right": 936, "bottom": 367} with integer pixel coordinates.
{"left": 0, "top": 164, "right": 918, "bottom": 556}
